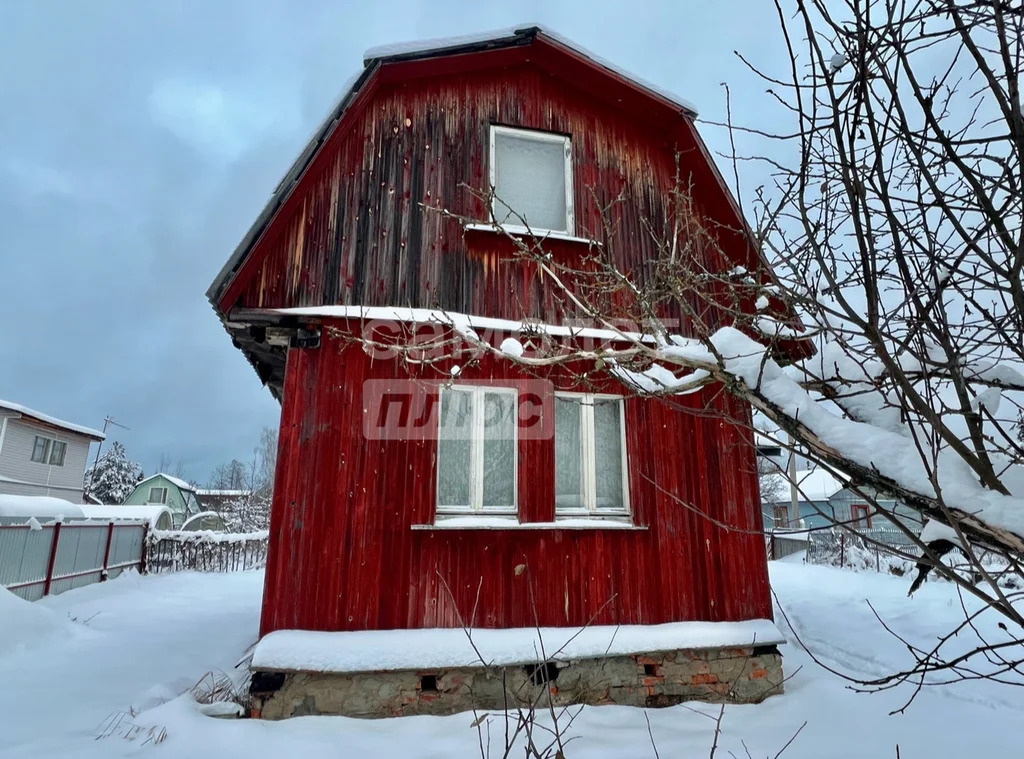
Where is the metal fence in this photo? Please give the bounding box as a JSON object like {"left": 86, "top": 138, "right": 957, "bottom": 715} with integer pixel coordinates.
{"left": 0, "top": 518, "right": 147, "bottom": 601}
{"left": 805, "top": 527, "right": 922, "bottom": 571}
{"left": 146, "top": 530, "right": 269, "bottom": 573}
{"left": 767, "top": 530, "right": 811, "bottom": 560}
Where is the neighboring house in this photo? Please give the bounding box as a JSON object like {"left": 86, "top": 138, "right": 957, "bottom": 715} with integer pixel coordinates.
{"left": 762, "top": 467, "right": 923, "bottom": 535}
{"left": 209, "top": 26, "right": 797, "bottom": 716}
{"left": 122, "top": 473, "right": 201, "bottom": 529}
{"left": 0, "top": 400, "right": 104, "bottom": 502}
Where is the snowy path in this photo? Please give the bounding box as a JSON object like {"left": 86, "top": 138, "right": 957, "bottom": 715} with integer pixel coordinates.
{"left": 1, "top": 562, "right": 1023, "bottom": 757}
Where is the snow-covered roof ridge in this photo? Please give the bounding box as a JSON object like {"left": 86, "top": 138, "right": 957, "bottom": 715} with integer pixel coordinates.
{"left": 793, "top": 468, "right": 848, "bottom": 502}
{"left": 137, "top": 472, "right": 196, "bottom": 493}
{"left": 363, "top": 24, "right": 699, "bottom": 116}
{"left": 252, "top": 619, "right": 785, "bottom": 674}
{"left": 0, "top": 400, "right": 104, "bottom": 440}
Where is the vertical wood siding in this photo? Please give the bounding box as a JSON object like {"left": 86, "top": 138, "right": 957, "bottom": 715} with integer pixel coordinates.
{"left": 220, "top": 63, "right": 749, "bottom": 327}
{"left": 260, "top": 324, "right": 770, "bottom": 636}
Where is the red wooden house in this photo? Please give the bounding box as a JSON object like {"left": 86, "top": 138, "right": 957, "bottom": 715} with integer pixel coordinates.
{"left": 209, "top": 26, "right": 786, "bottom": 718}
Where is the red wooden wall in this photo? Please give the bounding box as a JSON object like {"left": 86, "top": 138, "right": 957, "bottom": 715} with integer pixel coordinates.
{"left": 260, "top": 322, "right": 771, "bottom": 636}
{"left": 218, "top": 59, "right": 749, "bottom": 330}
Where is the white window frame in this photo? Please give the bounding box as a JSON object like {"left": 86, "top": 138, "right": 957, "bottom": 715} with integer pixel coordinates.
{"left": 436, "top": 385, "right": 519, "bottom": 516}
{"left": 489, "top": 125, "right": 575, "bottom": 236}
{"left": 148, "top": 487, "right": 168, "bottom": 505}
{"left": 553, "top": 393, "right": 630, "bottom": 517}
{"left": 48, "top": 440, "right": 67, "bottom": 467}
{"left": 30, "top": 435, "right": 52, "bottom": 464}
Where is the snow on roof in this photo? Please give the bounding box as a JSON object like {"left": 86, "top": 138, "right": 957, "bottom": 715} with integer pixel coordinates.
{"left": 764, "top": 468, "right": 847, "bottom": 504}
{"left": 195, "top": 488, "right": 250, "bottom": 497}
{"left": 0, "top": 495, "right": 86, "bottom": 520}
{"left": 136, "top": 473, "right": 196, "bottom": 493}
{"left": 78, "top": 504, "right": 172, "bottom": 527}
{"left": 793, "top": 469, "right": 847, "bottom": 502}
{"left": 252, "top": 619, "right": 785, "bottom": 674}
{"left": 0, "top": 400, "right": 104, "bottom": 440}
{"left": 272, "top": 305, "right": 658, "bottom": 344}
{"left": 363, "top": 24, "right": 699, "bottom": 116}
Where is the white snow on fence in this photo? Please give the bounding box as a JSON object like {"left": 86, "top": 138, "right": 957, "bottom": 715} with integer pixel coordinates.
{"left": 252, "top": 619, "right": 785, "bottom": 674}
{"left": 0, "top": 495, "right": 86, "bottom": 520}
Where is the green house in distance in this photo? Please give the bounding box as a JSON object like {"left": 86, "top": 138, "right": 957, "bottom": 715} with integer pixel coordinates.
{"left": 123, "top": 473, "right": 201, "bottom": 529}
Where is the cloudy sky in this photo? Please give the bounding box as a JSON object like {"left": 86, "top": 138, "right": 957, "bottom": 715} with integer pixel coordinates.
{"left": 0, "top": 0, "right": 787, "bottom": 483}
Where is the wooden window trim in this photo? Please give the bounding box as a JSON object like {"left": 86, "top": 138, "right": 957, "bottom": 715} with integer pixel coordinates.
{"left": 850, "top": 504, "right": 872, "bottom": 529}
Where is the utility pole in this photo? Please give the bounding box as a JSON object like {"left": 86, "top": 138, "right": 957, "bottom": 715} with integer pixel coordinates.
{"left": 788, "top": 434, "right": 800, "bottom": 529}
{"left": 87, "top": 416, "right": 131, "bottom": 492}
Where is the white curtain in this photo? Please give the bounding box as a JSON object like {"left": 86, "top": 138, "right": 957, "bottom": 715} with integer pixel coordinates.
{"left": 493, "top": 131, "right": 567, "bottom": 232}
{"left": 481, "top": 391, "right": 516, "bottom": 508}
{"left": 437, "top": 389, "right": 473, "bottom": 508}
{"left": 555, "top": 397, "right": 585, "bottom": 508}
{"left": 593, "top": 399, "right": 624, "bottom": 510}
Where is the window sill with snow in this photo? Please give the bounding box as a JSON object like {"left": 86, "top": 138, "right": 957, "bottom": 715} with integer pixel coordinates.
{"left": 462, "top": 222, "right": 601, "bottom": 247}
{"left": 412, "top": 516, "right": 645, "bottom": 530}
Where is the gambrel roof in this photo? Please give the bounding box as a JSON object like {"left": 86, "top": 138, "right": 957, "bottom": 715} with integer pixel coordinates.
{"left": 207, "top": 25, "right": 701, "bottom": 308}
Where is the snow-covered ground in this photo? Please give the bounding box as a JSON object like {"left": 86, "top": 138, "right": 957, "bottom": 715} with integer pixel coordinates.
{"left": 2, "top": 560, "right": 1022, "bottom": 758}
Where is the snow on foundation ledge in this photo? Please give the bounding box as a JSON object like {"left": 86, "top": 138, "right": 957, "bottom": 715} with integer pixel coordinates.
{"left": 251, "top": 620, "right": 785, "bottom": 674}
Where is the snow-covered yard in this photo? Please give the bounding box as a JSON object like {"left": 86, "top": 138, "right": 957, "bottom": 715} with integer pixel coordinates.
{"left": 1, "top": 561, "right": 1022, "bottom": 758}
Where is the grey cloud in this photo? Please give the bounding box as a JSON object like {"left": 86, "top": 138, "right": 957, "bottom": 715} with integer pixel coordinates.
{"left": 0, "top": 0, "right": 787, "bottom": 482}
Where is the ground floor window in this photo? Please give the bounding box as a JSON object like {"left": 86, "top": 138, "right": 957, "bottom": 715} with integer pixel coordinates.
{"left": 437, "top": 386, "right": 517, "bottom": 515}
{"left": 554, "top": 394, "right": 629, "bottom": 516}
{"left": 850, "top": 504, "right": 872, "bottom": 529}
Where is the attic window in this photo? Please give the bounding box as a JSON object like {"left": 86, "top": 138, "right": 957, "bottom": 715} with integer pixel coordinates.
{"left": 148, "top": 487, "right": 168, "bottom": 505}
{"left": 490, "top": 126, "right": 574, "bottom": 235}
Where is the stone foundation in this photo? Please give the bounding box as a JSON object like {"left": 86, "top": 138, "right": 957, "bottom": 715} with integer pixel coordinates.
{"left": 251, "top": 645, "right": 783, "bottom": 719}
